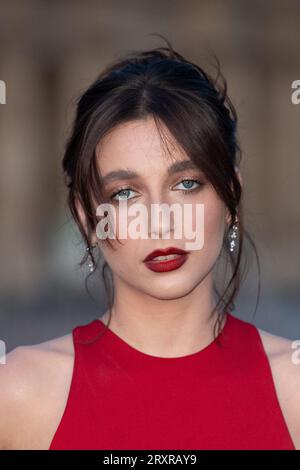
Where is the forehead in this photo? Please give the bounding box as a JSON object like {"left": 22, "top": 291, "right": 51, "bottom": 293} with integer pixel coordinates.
{"left": 96, "top": 118, "right": 187, "bottom": 176}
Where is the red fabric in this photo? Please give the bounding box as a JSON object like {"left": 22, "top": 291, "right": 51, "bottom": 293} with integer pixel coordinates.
{"left": 49, "top": 312, "right": 295, "bottom": 450}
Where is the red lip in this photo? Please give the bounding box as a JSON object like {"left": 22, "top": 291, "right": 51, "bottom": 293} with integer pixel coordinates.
{"left": 143, "top": 247, "right": 189, "bottom": 262}
{"left": 143, "top": 247, "right": 190, "bottom": 273}
{"left": 144, "top": 254, "right": 189, "bottom": 273}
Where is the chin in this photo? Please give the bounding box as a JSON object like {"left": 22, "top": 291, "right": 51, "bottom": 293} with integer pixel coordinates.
{"left": 142, "top": 281, "right": 198, "bottom": 301}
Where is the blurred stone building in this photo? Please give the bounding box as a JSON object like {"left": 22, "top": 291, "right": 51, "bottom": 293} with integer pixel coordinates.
{"left": 0, "top": 0, "right": 299, "bottom": 349}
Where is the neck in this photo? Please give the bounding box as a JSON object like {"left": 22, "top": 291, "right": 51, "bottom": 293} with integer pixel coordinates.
{"left": 100, "top": 273, "right": 224, "bottom": 358}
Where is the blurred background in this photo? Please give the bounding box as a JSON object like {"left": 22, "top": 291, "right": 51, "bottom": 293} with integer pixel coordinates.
{"left": 0, "top": 0, "right": 299, "bottom": 352}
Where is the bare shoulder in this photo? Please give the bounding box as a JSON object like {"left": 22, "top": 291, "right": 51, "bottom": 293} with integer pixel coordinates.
{"left": 257, "top": 327, "right": 300, "bottom": 449}
{"left": 0, "top": 332, "right": 74, "bottom": 449}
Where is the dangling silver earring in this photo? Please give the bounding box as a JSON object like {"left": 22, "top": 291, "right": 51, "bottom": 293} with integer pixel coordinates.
{"left": 86, "top": 243, "right": 97, "bottom": 272}
{"left": 228, "top": 215, "right": 239, "bottom": 252}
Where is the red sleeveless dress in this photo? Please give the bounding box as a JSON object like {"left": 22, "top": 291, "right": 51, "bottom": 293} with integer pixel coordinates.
{"left": 49, "top": 312, "right": 295, "bottom": 450}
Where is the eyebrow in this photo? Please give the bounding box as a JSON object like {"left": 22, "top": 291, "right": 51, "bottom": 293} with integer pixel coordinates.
{"left": 101, "top": 160, "right": 199, "bottom": 185}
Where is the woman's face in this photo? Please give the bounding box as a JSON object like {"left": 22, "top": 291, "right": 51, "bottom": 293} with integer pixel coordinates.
{"left": 93, "top": 117, "right": 229, "bottom": 300}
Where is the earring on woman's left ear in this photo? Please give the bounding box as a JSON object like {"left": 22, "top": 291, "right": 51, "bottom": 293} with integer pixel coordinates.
{"left": 228, "top": 215, "right": 239, "bottom": 252}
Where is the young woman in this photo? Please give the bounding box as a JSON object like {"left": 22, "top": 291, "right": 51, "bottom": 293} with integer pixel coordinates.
{"left": 0, "top": 40, "right": 299, "bottom": 450}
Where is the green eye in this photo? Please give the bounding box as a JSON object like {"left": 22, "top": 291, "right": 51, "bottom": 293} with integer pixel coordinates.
{"left": 110, "top": 178, "right": 203, "bottom": 202}
{"left": 111, "top": 188, "right": 137, "bottom": 201}
{"left": 175, "top": 179, "right": 202, "bottom": 192}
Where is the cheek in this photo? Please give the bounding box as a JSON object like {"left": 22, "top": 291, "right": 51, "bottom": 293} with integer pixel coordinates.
{"left": 100, "top": 238, "right": 137, "bottom": 277}
{"left": 204, "top": 202, "right": 226, "bottom": 252}
{"left": 181, "top": 197, "right": 225, "bottom": 250}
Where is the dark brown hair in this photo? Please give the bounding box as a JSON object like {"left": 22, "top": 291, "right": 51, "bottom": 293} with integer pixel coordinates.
{"left": 62, "top": 35, "right": 260, "bottom": 343}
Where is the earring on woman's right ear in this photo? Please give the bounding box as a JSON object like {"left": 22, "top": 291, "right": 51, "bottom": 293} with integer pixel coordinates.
{"left": 86, "top": 243, "right": 97, "bottom": 272}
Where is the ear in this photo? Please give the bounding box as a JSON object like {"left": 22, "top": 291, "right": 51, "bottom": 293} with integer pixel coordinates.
{"left": 225, "top": 208, "right": 232, "bottom": 226}
{"left": 225, "top": 166, "right": 243, "bottom": 225}
{"left": 75, "top": 196, "right": 98, "bottom": 245}
{"left": 235, "top": 165, "right": 243, "bottom": 187}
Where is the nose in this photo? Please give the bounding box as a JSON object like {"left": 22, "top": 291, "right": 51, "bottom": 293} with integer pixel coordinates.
{"left": 146, "top": 196, "right": 176, "bottom": 240}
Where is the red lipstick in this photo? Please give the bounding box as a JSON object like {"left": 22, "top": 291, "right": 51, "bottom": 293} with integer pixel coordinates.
{"left": 143, "top": 247, "right": 189, "bottom": 273}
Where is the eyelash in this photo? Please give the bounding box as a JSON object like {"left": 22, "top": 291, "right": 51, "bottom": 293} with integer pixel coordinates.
{"left": 109, "top": 178, "right": 204, "bottom": 202}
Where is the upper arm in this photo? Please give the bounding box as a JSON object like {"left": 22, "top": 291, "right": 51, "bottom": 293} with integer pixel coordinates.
{"left": 0, "top": 346, "right": 38, "bottom": 449}
{"left": 258, "top": 328, "right": 300, "bottom": 449}
{"left": 0, "top": 335, "right": 74, "bottom": 449}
